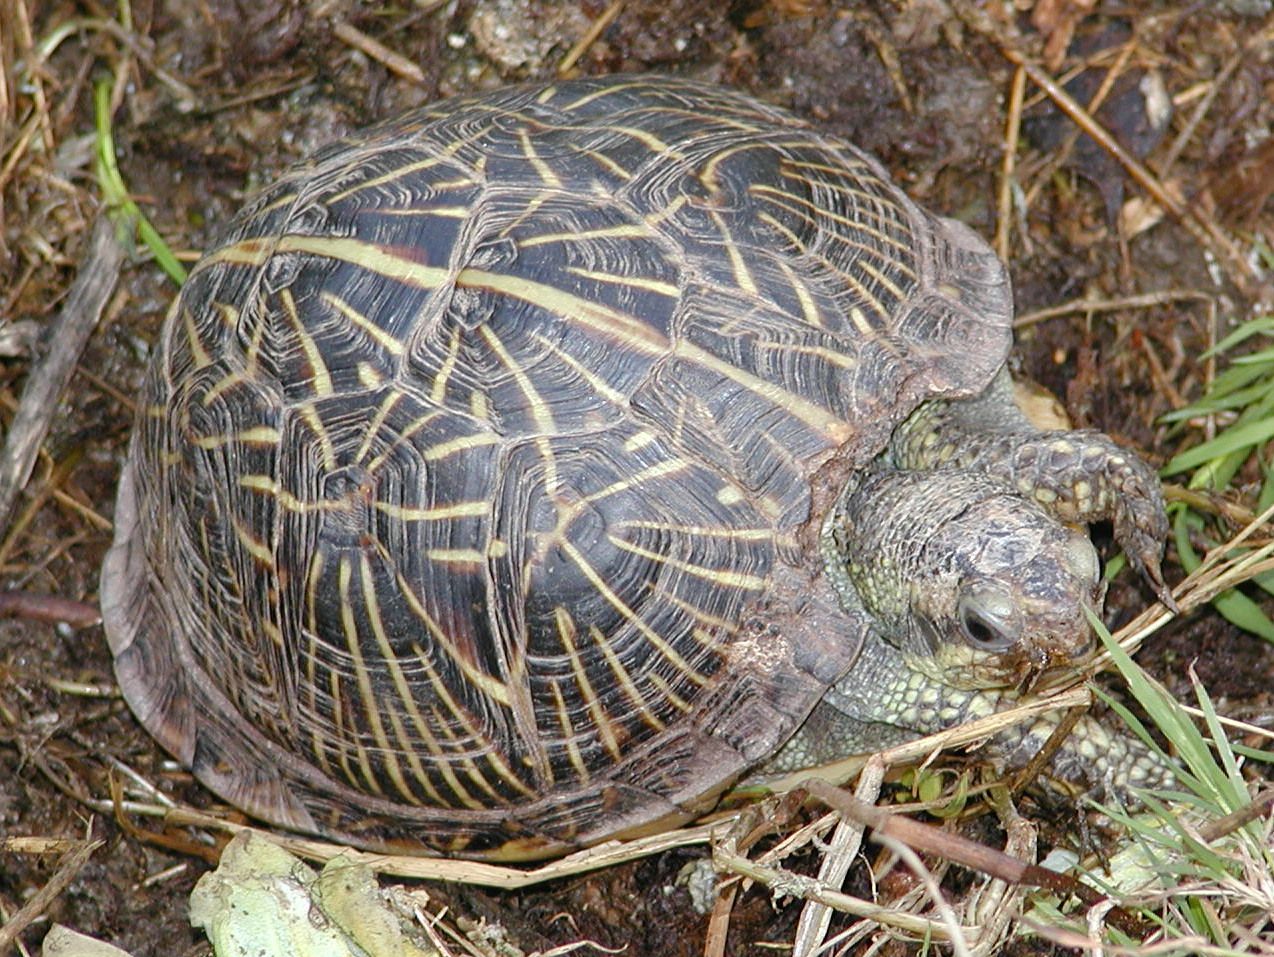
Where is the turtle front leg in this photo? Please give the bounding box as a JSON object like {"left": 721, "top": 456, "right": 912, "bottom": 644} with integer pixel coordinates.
{"left": 892, "top": 370, "right": 1174, "bottom": 610}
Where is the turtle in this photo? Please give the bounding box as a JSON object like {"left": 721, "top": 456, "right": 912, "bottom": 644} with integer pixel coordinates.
{"left": 100, "top": 74, "right": 1173, "bottom": 861}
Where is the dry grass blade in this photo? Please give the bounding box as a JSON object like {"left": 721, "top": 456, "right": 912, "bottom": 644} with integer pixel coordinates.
{"left": 714, "top": 837, "right": 975, "bottom": 941}
{"left": 85, "top": 798, "right": 728, "bottom": 888}
{"left": 790, "top": 759, "right": 884, "bottom": 957}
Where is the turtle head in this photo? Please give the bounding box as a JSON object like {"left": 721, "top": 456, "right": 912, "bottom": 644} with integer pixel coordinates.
{"left": 828, "top": 469, "right": 1104, "bottom": 685}
{"left": 913, "top": 501, "right": 1104, "bottom": 671}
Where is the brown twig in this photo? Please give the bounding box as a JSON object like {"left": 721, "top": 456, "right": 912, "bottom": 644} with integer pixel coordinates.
{"left": 0, "top": 216, "right": 125, "bottom": 534}
{"left": 0, "top": 590, "right": 101, "bottom": 628}
{"left": 1008, "top": 705, "right": 1087, "bottom": 798}
{"left": 1014, "top": 289, "right": 1211, "bottom": 329}
{"left": 332, "top": 20, "right": 425, "bottom": 86}
{"left": 996, "top": 64, "right": 1027, "bottom": 263}
{"left": 0, "top": 839, "right": 103, "bottom": 951}
{"left": 558, "top": 0, "right": 625, "bottom": 76}
{"left": 802, "top": 779, "right": 1149, "bottom": 937}
{"left": 1197, "top": 789, "right": 1274, "bottom": 844}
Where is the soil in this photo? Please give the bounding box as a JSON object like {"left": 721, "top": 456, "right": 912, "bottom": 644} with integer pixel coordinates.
{"left": 2, "top": 1, "right": 1272, "bottom": 955}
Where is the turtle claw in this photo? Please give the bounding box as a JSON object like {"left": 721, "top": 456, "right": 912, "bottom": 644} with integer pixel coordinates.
{"left": 1129, "top": 546, "right": 1178, "bottom": 614}
{"left": 1109, "top": 458, "right": 1177, "bottom": 613}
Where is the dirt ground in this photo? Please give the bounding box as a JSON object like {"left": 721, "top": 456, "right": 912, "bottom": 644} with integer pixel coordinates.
{"left": 2, "top": 1, "right": 1273, "bottom": 955}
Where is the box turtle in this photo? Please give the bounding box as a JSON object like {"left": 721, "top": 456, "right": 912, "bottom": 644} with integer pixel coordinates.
{"left": 101, "top": 75, "right": 1172, "bottom": 861}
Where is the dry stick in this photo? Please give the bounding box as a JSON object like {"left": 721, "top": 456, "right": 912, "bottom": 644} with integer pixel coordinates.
{"left": 1014, "top": 289, "right": 1212, "bottom": 329}
{"left": 995, "top": 64, "right": 1027, "bottom": 264}
{"left": 332, "top": 20, "right": 425, "bottom": 86}
{"left": 0, "top": 839, "right": 103, "bottom": 951}
{"left": 1159, "top": 49, "right": 1246, "bottom": 177}
{"left": 558, "top": 0, "right": 625, "bottom": 76}
{"left": 1197, "top": 788, "right": 1274, "bottom": 844}
{"left": 801, "top": 779, "right": 1150, "bottom": 938}
{"left": 0, "top": 216, "right": 125, "bottom": 533}
{"left": 702, "top": 880, "right": 738, "bottom": 957}
{"left": 1008, "top": 705, "right": 1087, "bottom": 799}
{"left": 994, "top": 46, "right": 1257, "bottom": 295}
{"left": 0, "top": 590, "right": 100, "bottom": 627}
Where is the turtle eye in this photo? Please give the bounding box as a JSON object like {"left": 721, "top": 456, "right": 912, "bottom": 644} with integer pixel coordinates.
{"left": 957, "top": 592, "right": 1020, "bottom": 652}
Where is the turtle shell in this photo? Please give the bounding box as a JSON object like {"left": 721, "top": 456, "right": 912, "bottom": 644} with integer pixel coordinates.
{"left": 100, "top": 74, "right": 1012, "bottom": 859}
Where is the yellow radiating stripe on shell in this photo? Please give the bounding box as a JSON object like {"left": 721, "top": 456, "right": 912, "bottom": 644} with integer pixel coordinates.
{"left": 394, "top": 572, "right": 511, "bottom": 708}
{"left": 460, "top": 267, "right": 850, "bottom": 442}
{"left": 354, "top": 390, "right": 403, "bottom": 466}
{"left": 615, "top": 519, "right": 774, "bottom": 541}
{"left": 776, "top": 257, "right": 825, "bottom": 329}
{"left": 192, "top": 425, "right": 282, "bottom": 449}
{"left": 279, "top": 288, "right": 333, "bottom": 397}
{"left": 322, "top": 291, "right": 407, "bottom": 356}
{"left": 559, "top": 539, "right": 708, "bottom": 687}
{"left": 581, "top": 148, "right": 634, "bottom": 180}
{"left": 212, "top": 222, "right": 852, "bottom": 446}
{"left": 364, "top": 547, "right": 513, "bottom": 806}
{"left": 374, "top": 499, "right": 489, "bottom": 521}
{"left": 356, "top": 551, "right": 452, "bottom": 806}
{"left": 476, "top": 324, "right": 557, "bottom": 435}
{"left": 579, "top": 457, "right": 687, "bottom": 507}
{"left": 295, "top": 403, "right": 337, "bottom": 473}
{"left": 303, "top": 551, "right": 332, "bottom": 779}
{"left": 411, "top": 648, "right": 531, "bottom": 802}
{"left": 326, "top": 147, "right": 477, "bottom": 204}
{"left": 231, "top": 515, "right": 274, "bottom": 566}
{"left": 555, "top": 608, "right": 621, "bottom": 762}
{"left": 274, "top": 235, "right": 450, "bottom": 287}
{"left": 398, "top": 650, "right": 486, "bottom": 809}
{"left": 429, "top": 326, "right": 463, "bottom": 404}
{"left": 338, "top": 556, "right": 406, "bottom": 800}
{"left": 421, "top": 431, "right": 501, "bottom": 461}
{"left": 548, "top": 679, "right": 589, "bottom": 782}
{"left": 707, "top": 208, "right": 758, "bottom": 297}
{"left": 182, "top": 308, "right": 213, "bottom": 370}
{"left": 201, "top": 370, "right": 248, "bottom": 406}
{"left": 607, "top": 535, "right": 768, "bottom": 590}
{"left": 663, "top": 590, "right": 740, "bottom": 634}
{"left": 518, "top": 129, "right": 563, "bottom": 189}
{"left": 589, "top": 624, "right": 669, "bottom": 730}
{"left": 646, "top": 671, "right": 691, "bottom": 713}
{"left": 755, "top": 178, "right": 916, "bottom": 265}
{"left": 622, "top": 430, "right": 658, "bottom": 452}
{"left": 530, "top": 333, "right": 628, "bottom": 406}
{"left": 375, "top": 205, "right": 471, "bottom": 220}
{"left": 427, "top": 548, "right": 486, "bottom": 564}
{"left": 519, "top": 223, "right": 652, "bottom": 248}
{"left": 564, "top": 266, "right": 680, "bottom": 299}
{"left": 328, "top": 668, "right": 368, "bottom": 797}
{"left": 362, "top": 408, "right": 445, "bottom": 474}
{"left": 378, "top": 694, "right": 444, "bottom": 806}
{"left": 673, "top": 340, "right": 852, "bottom": 445}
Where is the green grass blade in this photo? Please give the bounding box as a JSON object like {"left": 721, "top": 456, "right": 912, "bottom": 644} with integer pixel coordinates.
{"left": 94, "top": 76, "right": 187, "bottom": 286}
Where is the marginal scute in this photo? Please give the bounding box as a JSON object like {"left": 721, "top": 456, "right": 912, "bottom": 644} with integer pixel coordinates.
{"left": 101, "top": 74, "right": 1014, "bottom": 858}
